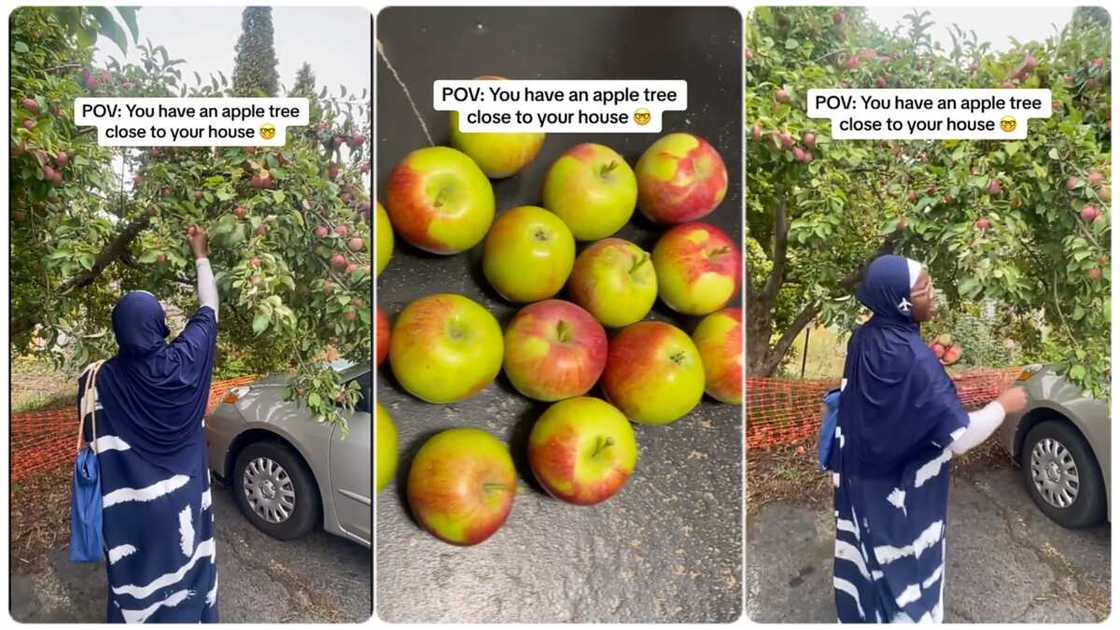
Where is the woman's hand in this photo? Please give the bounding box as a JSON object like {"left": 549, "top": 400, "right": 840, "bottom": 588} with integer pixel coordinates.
{"left": 997, "top": 386, "right": 1028, "bottom": 415}
{"left": 187, "top": 225, "right": 209, "bottom": 260}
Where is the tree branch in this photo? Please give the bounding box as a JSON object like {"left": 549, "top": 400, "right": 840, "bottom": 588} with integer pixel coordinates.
{"left": 761, "top": 301, "right": 821, "bottom": 376}
{"left": 59, "top": 216, "right": 151, "bottom": 293}
{"left": 761, "top": 195, "right": 788, "bottom": 304}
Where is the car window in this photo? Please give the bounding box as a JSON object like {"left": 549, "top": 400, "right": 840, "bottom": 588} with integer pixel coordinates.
{"left": 351, "top": 371, "right": 372, "bottom": 413}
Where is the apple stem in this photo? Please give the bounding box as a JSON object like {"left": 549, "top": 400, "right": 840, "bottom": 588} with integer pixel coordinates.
{"left": 629, "top": 252, "right": 649, "bottom": 275}
{"left": 555, "top": 320, "right": 572, "bottom": 343}
{"left": 592, "top": 436, "right": 615, "bottom": 458}
{"left": 599, "top": 161, "right": 618, "bottom": 178}
{"left": 433, "top": 189, "right": 447, "bottom": 208}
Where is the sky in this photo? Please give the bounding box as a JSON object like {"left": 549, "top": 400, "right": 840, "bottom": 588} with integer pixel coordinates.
{"left": 865, "top": 6, "right": 1075, "bottom": 52}
{"left": 92, "top": 6, "right": 371, "bottom": 99}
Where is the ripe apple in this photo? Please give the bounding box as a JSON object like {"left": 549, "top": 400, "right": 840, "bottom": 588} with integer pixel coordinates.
{"left": 348, "top": 237, "right": 364, "bottom": 252}
{"left": 376, "top": 307, "right": 390, "bottom": 367}
{"left": 1088, "top": 170, "right": 1104, "bottom": 187}
{"left": 1088, "top": 267, "right": 1103, "bottom": 281}
{"left": 376, "top": 403, "right": 397, "bottom": 494}
{"left": 386, "top": 146, "right": 495, "bottom": 254}
{"left": 528, "top": 397, "right": 637, "bottom": 505}
{"left": 692, "top": 308, "right": 743, "bottom": 405}
{"left": 567, "top": 238, "right": 657, "bottom": 328}
{"left": 483, "top": 206, "right": 575, "bottom": 302}
{"left": 775, "top": 87, "right": 790, "bottom": 104}
{"left": 316, "top": 225, "right": 329, "bottom": 238}
{"left": 975, "top": 217, "right": 991, "bottom": 231}
{"left": 1022, "top": 54, "right": 1038, "bottom": 71}
{"left": 1101, "top": 186, "right": 1112, "bottom": 203}
{"left": 331, "top": 253, "right": 348, "bottom": 271}
{"left": 602, "top": 321, "right": 705, "bottom": 425}
{"left": 407, "top": 428, "right": 516, "bottom": 546}
{"left": 336, "top": 224, "right": 350, "bottom": 238}
{"left": 449, "top": 76, "right": 545, "bottom": 178}
{"left": 635, "top": 133, "right": 728, "bottom": 224}
{"left": 21, "top": 97, "right": 39, "bottom": 114}
{"left": 1067, "top": 176, "right": 1081, "bottom": 190}
{"left": 541, "top": 143, "right": 637, "bottom": 241}
{"left": 930, "top": 342, "right": 946, "bottom": 359}
{"left": 503, "top": 300, "right": 607, "bottom": 401}
{"left": 802, "top": 132, "right": 817, "bottom": 149}
{"left": 752, "top": 123, "right": 762, "bottom": 141}
{"left": 390, "top": 294, "right": 503, "bottom": 403}
{"left": 234, "top": 206, "right": 247, "bottom": 219}
{"left": 652, "top": 223, "right": 740, "bottom": 315}
{"left": 988, "top": 179, "right": 1002, "bottom": 195}
{"left": 1080, "top": 206, "right": 1100, "bottom": 222}
{"left": 942, "top": 344, "right": 963, "bottom": 365}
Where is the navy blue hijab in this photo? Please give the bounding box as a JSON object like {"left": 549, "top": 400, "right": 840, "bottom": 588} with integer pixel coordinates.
{"left": 834, "top": 255, "right": 969, "bottom": 477}
{"left": 97, "top": 292, "right": 218, "bottom": 473}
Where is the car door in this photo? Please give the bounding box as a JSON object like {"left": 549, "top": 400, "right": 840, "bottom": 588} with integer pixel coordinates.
{"left": 329, "top": 370, "right": 372, "bottom": 545}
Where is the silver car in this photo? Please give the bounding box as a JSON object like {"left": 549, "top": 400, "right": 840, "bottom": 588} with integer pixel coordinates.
{"left": 205, "top": 364, "right": 371, "bottom": 547}
{"left": 997, "top": 365, "right": 1110, "bottom": 529}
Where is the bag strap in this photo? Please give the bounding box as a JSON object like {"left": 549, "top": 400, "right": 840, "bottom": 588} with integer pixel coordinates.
{"left": 76, "top": 360, "right": 105, "bottom": 454}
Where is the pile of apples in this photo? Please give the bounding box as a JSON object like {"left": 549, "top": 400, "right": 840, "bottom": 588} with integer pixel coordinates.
{"left": 929, "top": 334, "right": 963, "bottom": 366}
{"left": 374, "top": 91, "right": 742, "bottom": 547}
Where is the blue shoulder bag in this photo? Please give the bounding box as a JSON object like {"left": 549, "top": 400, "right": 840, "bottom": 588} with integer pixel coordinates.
{"left": 70, "top": 361, "right": 105, "bottom": 563}
{"left": 817, "top": 388, "right": 841, "bottom": 471}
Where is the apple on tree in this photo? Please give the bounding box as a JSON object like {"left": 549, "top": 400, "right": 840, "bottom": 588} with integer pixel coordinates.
{"left": 528, "top": 397, "right": 637, "bottom": 505}
{"left": 407, "top": 428, "right": 517, "bottom": 546}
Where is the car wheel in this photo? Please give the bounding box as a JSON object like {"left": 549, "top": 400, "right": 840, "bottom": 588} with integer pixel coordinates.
{"left": 1021, "top": 420, "right": 1106, "bottom": 529}
{"left": 233, "top": 441, "right": 322, "bottom": 540}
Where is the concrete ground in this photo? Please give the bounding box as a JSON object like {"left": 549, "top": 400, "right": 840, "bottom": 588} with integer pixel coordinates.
{"left": 746, "top": 466, "right": 1110, "bottom": 622}
{"left": 9, "top": 481, "right": 371, "bottom": 623}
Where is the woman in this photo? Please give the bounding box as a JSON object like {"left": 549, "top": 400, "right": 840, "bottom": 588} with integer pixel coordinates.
{"left": 829, "top": 255, "right": 1026, "bottom": 623}
{"left": 78, "top": 226, "right": 220, "bottom": 623}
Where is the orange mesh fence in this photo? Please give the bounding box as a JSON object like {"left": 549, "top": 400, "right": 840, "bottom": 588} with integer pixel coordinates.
{"left": 746, "top": 368, "right": 1021, "bottom": 451}
{"left": 10, "top": 375, "right": 258, "bottom": 483}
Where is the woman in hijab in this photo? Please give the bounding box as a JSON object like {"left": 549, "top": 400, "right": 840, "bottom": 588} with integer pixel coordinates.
{"left": 78, "top": 226, "right": 220, "bottom": 623}
{"left": 829, "top": 254, "right": 1027, "bottom": 623}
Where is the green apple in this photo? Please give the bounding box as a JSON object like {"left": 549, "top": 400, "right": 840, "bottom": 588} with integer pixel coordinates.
{"left": 567, "top": 238, "right": 657, "bottom": 328}
{"left": 692, "top": 308, "right": 743, "bottom": 405}
{"left": 375, "top": 201, "right": 393, "bottom": 276}
{"left": 385, "top": 146, "right": 494, "bottom": 254}
{"left": 528, "top": 397, "right": 637, "bottom": 505}
{"left": 449, "top": 76, "right": 545, "bottom": 178}
{"left": 542, "top": 143, "right": 637, "bottom": 240}
{"left": 407, "top": 428, "right": 517, "bottom": 545}
{"left": 635, "top": 133, "right": 728, "bottom": 224}
{"left": 389, "top": 294, "right": 503, "bottom": 403}
{"left": 483, "top": 206, "right": 575, "bottom": 302}
{"left": 602, "top": 321, "right": 705, "bottom": 425}
{"left": 376, "top": 403, "right": 397, "bottom": 494}
{"left": 652, "top": 222, "right": 740, "bottom": 315}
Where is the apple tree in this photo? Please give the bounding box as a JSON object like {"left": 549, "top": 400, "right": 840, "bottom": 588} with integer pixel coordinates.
{"left": 746, "top": 7, "right": 1111, "bottom": 396}
{"left": 9, "top": 7, "right": 372, "bottom": 428}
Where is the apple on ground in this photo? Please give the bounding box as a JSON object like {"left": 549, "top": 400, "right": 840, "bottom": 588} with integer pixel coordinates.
{"left": 389, "top": 293, "right": 503, "bottom": 403}
{"left": 541, "top": 143, "right": 637, "bottom": 241}
{"left": 602, "top": 321, "right": 705, "bottom": 425}
{"left": 385, "top": 146, "right": 495, "bottom": 254}
{"left": 376, "top": 307, "right": 390, "bottom": 367}
{"left": 635, "top": 133, "right": 728, "bottom": 224}
{"left": 482, "top": 206, "right": 575, "bottom": 303}
{"left": 567, "top": 238, "right": 657, "bottom": 328}
{"left": 376, "top": 403, "right": 397, "bottom": 494}
{"left": 528, "top": 397, "right": 637, "bottom": 505}
{"left": 376, "top": 201, "right": 393, "bottom": 276}
{"left": 692, "top": 308, "right": 743, "bottom": 405}
{"left": 503, "top": 300, "right": 607, "bottom": 401}
{"left": 652, "top": 222, "right": 740, "bottom": 315}
{"left": 449, "top": 76, "right": 545, "bottom": 178}
{"left": 407, "top": 428, "right": 517, "bottom": 546}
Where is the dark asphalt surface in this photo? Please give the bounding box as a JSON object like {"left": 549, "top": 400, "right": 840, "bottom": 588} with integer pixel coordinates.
{"left": 9, "top": 482, "right": 371, "bottom": 623}
{"left": 375, "top": 6, "right": 743, "bottom": 623}
{"left": 746, "top": 465, "right": 1110, "bottom": 623}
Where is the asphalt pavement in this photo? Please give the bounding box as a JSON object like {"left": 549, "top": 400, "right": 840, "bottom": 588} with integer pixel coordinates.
{"left": 745, "top": 465, "right": 1110, "bottom": 622}
{"left": 9, "top": 482, "right": 371, "bottom": 623}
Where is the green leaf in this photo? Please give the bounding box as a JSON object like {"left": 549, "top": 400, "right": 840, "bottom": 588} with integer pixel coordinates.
{"left": 115, "top": 6, "right": 141, "bottom": 44}
{"left": 13, "top": 41, "right": 29, "bottom": 54}
{"left": 252, "top": 314, "right": 270, "bottom": 335}
{"left": 1069, "top": 364, "right": 1087, "bottom": 381}
{"left": 785, "top": 38, "right": 799, "bottom": 50}
{"left": 90, "top": 7, "right": 129, "bottom": 53}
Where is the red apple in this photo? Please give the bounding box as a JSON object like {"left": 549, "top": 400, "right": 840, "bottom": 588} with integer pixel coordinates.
{"left": 335, "top": 224, "right": 349, "bottom": 238}
{"left": 331, "top": 254, "right": 348, "bottom": 271}
{"left": 377, "top": 307, "right": 390, "bottom": 367}
{"left": 502, "top": 300, "right": 607, "bottom": 402}
{"left": 1088, "top": 267, "right": 1102, "bottom": 281}
{"left": 652, "top": 223, "right": 740, "bottom": 315}
{"left": 315, "top": 225, "right": 329, "bottom": 238}
{"left": 988, "top": 179, "right": 1001, "bottom": 195}
{"left": 345, "top": 263, "right": 358, "bottom": 275}
{"left": 234, "top": 206, "right": 247, "bottom": 219}
{"left": 691, "top": 308, "right": 743, "bottom": 405}
{"left": 349, "top": 134, "right": 365, "bottom": 147}
{"left": 21, "top": 97, "right": 39, "bottom": 113}
{"left": 908, "top": 191, "right": 918, "bottom": 203}
{"left": 1088, "top": 170, "right": 1104, "bottom": 187}
{"left": 348, "top": 237, "right": 364, "bottom": 252}
{"left": 1100, "top": 186, "right": 1111, "bottom": 202}
{"left": 1080, "top": 206, "right": 1100, "bottom": 222}
{"left": 22, "top": 119, "right": 35, "bottom": 131}
{"left": 55, "top": 152, "right": 69, "bottom": 167}
{"left": 975, "top": 217, "right": 991, "bottom": 231}
{"left": 602, "top": 321, "right": 705, "bottom": 425}
{"left": 1067, "top": 176, "right": 1081, "bottom": 190}
{"left": 752, "top": 123, "right": 762, "bottom": 141}
{"left": 249, "top": 257, "right": 261, "bottom": 268}
{"left": 256, "top": 224, "right": 269, "bottom": 236}
{"left": 802, "top": 132, "right": 816, "bottom": 149}
{"left": 528, "top": 397, "right": 637, "bottom": 506}
{"left": 876, "top": 76, "right": 888, "bottom": 88}
{"left": 930, "top": 342, "right": 946, "bottom": 359}
{"left": 942, "top": 344, "right": 963, "bottom": 365}
{"left": 636, "top": 133, "right": 727, "bottom": 224}
{"left": 775, "top": 88, "right": 790, "bottom": 104}
{"left": 1022, "top": 54, "right": 1038, "bottom": 71}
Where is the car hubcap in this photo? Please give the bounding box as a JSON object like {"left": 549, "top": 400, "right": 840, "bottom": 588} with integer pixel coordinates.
{"left": 1030, "top": 438, "right": 1079, "bottom": 509}
{"left": 243, "top": 456, "right": 296, "bottom": 523}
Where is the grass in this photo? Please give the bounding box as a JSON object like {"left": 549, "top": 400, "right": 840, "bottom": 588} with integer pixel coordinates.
{"left": 10, "top": 355, "right": 75, "bottom": 413}
{"left": 779, "top": 324, "right": 848, "bottom": 380}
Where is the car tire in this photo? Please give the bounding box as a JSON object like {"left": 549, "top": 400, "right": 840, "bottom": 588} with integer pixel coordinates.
{"left": 232, "top": 440, "right": 322, "bottom": 540}
{"left": 1020, "top": 420, "right": 1106, "bottom": 529}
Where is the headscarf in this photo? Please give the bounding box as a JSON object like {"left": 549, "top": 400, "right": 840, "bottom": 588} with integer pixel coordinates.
{"left": 834, "top": 255, "right": 969, "bottom": 477}
{"left": 96, "top": 292, "right": 218, "bottom": 473}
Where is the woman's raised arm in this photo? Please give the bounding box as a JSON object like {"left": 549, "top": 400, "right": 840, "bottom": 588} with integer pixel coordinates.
{"left": 188, "top": 226, "right": 218, "bottom": 322}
